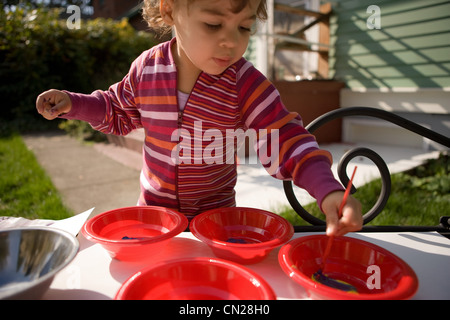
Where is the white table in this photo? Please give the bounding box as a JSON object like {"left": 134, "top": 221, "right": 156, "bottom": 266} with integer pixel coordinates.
{"left": 42, "top": 230, "right": 450, "bottom": 300}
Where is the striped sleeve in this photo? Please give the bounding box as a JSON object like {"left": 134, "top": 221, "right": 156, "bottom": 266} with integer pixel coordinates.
{"left": 91, "top": 51, "right": 149, "bottom": 135}
{"left": 63, "top": 51, "right": 150, "bottom": 136}
{"left": 236, "top": 60, "right": 344, "bottom": 207}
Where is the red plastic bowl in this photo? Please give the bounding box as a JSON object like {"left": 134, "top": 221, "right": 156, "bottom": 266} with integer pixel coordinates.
{"left": 278, "top": 235, "right": 419, "bottom": 300}
{"left": 190, "top": 207, "right": 294, "bottom": 264}
{"left": 82, "top": 206, "right": 188, "bottom": 261}
{"left": 115, "top": 257, "right": 276, "bottom": 300}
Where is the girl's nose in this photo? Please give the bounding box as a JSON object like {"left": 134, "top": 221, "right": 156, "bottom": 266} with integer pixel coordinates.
{"left": 219, "top": 30, "right": 238, "bottom": 48}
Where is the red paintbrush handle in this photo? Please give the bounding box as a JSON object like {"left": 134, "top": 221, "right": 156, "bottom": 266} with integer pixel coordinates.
{"left": 321, "top": 166, "right": 358, "bottom": 271}
{"left": 338, "top": 166, "right": 358, "bottom": 217}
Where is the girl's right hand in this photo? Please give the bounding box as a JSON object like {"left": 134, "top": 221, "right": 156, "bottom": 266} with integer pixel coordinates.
{"left": 36, "top": 89, "right": 72, "bottom": 120}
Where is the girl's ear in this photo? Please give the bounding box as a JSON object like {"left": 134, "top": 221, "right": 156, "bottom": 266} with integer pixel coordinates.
{"left": 160, "top": 0, "right": 175, "bottom": 25}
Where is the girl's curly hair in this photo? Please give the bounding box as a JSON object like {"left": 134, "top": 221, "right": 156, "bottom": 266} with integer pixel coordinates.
{"left": 142, "top": 0, "right": 268, "bottom": 35}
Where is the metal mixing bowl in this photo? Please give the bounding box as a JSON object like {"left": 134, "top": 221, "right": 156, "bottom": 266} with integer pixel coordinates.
{"left": 0, "top": 227, "right": 79, "bottom": 300}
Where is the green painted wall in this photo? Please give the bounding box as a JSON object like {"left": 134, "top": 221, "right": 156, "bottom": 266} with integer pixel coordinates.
{"left": 329, "top": 0, "right": 450, "bottom": 89}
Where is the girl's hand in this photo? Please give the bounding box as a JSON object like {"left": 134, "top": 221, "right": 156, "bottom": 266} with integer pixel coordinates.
{"left": 321, "top": 191, "right": 363, "bottom": 236}
{"left": 36, "top": 89, "right": 72, "bottom": 120}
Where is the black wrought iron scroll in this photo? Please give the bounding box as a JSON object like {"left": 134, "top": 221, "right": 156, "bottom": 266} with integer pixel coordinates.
{"left": 283, "top": 107, "right": 450, "bottom": 232}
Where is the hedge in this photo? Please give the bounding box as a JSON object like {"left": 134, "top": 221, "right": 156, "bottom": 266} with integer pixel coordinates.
{"left": 0, "top": 7, "right": 157, "bottom": 132}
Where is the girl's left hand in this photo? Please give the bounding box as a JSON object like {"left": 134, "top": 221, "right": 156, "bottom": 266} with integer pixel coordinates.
{"left": 321, "top": 191, "right": 363, "bottom": 236}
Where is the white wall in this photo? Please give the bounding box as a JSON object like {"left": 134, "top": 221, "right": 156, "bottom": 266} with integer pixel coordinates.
{"left": 340, "top": 88, "right": 450, "bottom": 150}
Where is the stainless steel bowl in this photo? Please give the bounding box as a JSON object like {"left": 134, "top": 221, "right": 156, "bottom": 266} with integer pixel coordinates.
{"left": 0, "top": 227, "right": 79, "bottom": 300}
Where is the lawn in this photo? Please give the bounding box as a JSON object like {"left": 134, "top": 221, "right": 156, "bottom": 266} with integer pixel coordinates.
{"left": 0, "top": 133, "right": 73, "bottom": 220}
{"left": 278, "top": 152, "right": 449, "bottom": 227}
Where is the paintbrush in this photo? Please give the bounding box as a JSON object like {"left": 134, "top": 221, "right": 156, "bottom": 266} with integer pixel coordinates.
{"left": 312, "top": 166, "right": 358, "bottom": 292}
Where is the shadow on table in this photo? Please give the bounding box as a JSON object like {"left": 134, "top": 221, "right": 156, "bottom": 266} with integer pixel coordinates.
{"left": 43, "top": 288, "right": 111, "bottom": 300}
{"left": 354, "top": 233, "right": 450, "bottom": 300}
{"left": 108, "top": 237, "right": 212, "bottom": 285}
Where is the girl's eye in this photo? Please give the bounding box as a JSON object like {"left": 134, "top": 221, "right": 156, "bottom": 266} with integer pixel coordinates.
{"left": 205, "top": 23, "right": 221, "bottom": 30}
{"left": 240, "top": 26, "right": 252, "bottom": 33}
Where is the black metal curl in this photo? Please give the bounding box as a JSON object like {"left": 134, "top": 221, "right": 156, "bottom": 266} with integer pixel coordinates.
{"left": 283, "top": 106, "right": 450, "bottom": 226}
{"left": 337, "top": 147, "right": 391, "bottom": 224}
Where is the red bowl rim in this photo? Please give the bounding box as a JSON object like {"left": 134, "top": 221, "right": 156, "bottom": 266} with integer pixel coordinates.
{"left": 115, "top": 257, "right": 277, "bottom": 300}
{"left": 190, "top": 207, "right": 294, "bottom": 250}
{"left": 81, "top": 206, "right": 189, "bottom": 246}
{"left": 278, "top": 235, "right": 419, "bottom": 300}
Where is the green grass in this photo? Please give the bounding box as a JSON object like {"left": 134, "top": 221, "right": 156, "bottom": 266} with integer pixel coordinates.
{"left": 0, "top": 133, "right": 73, "bottom": 220}
{"left": 278, "top": 152, "right": 449, "bottom": 227}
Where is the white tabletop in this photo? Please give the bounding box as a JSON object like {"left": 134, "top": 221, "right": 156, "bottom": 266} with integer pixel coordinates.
{"left": 42, "top": 230, "right": 450, "bottom": 300}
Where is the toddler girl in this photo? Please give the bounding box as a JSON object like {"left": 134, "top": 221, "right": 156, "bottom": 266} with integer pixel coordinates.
{"left": 36, "top": 0, "right": 362, "bottom": 236}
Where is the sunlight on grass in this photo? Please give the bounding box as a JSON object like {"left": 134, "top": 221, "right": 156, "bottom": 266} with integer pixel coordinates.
{"left": 0, "top": 134, "right": 73, "bottom": 220}
{"left": 277, "top": 152, "right": 449, "bottom": 227}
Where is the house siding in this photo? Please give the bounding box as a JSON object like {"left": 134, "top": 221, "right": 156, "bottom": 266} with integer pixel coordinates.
{"left": 329, "top": 0, "right": 450, "bottom": 89}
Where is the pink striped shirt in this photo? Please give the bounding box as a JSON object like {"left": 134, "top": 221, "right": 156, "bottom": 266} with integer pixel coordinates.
{"left": 63, "top": 39, "right": 343, "bottom": 215}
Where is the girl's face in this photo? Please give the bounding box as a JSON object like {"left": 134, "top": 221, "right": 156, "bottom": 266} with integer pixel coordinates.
{"left": 168, "top": 0, "right": 260, "bottom": 75}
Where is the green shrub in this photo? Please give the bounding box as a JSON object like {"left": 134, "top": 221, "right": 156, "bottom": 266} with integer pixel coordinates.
{"left": 0, "top": 6, "right": 157, "bottom": 132}
{"left": 58, "top": 118, "right": 107, "bottom": 142}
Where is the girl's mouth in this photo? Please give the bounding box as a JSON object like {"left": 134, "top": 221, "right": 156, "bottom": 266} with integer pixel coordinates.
{"left": 213, "top": 57, "right": 232, "bottom": 68}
